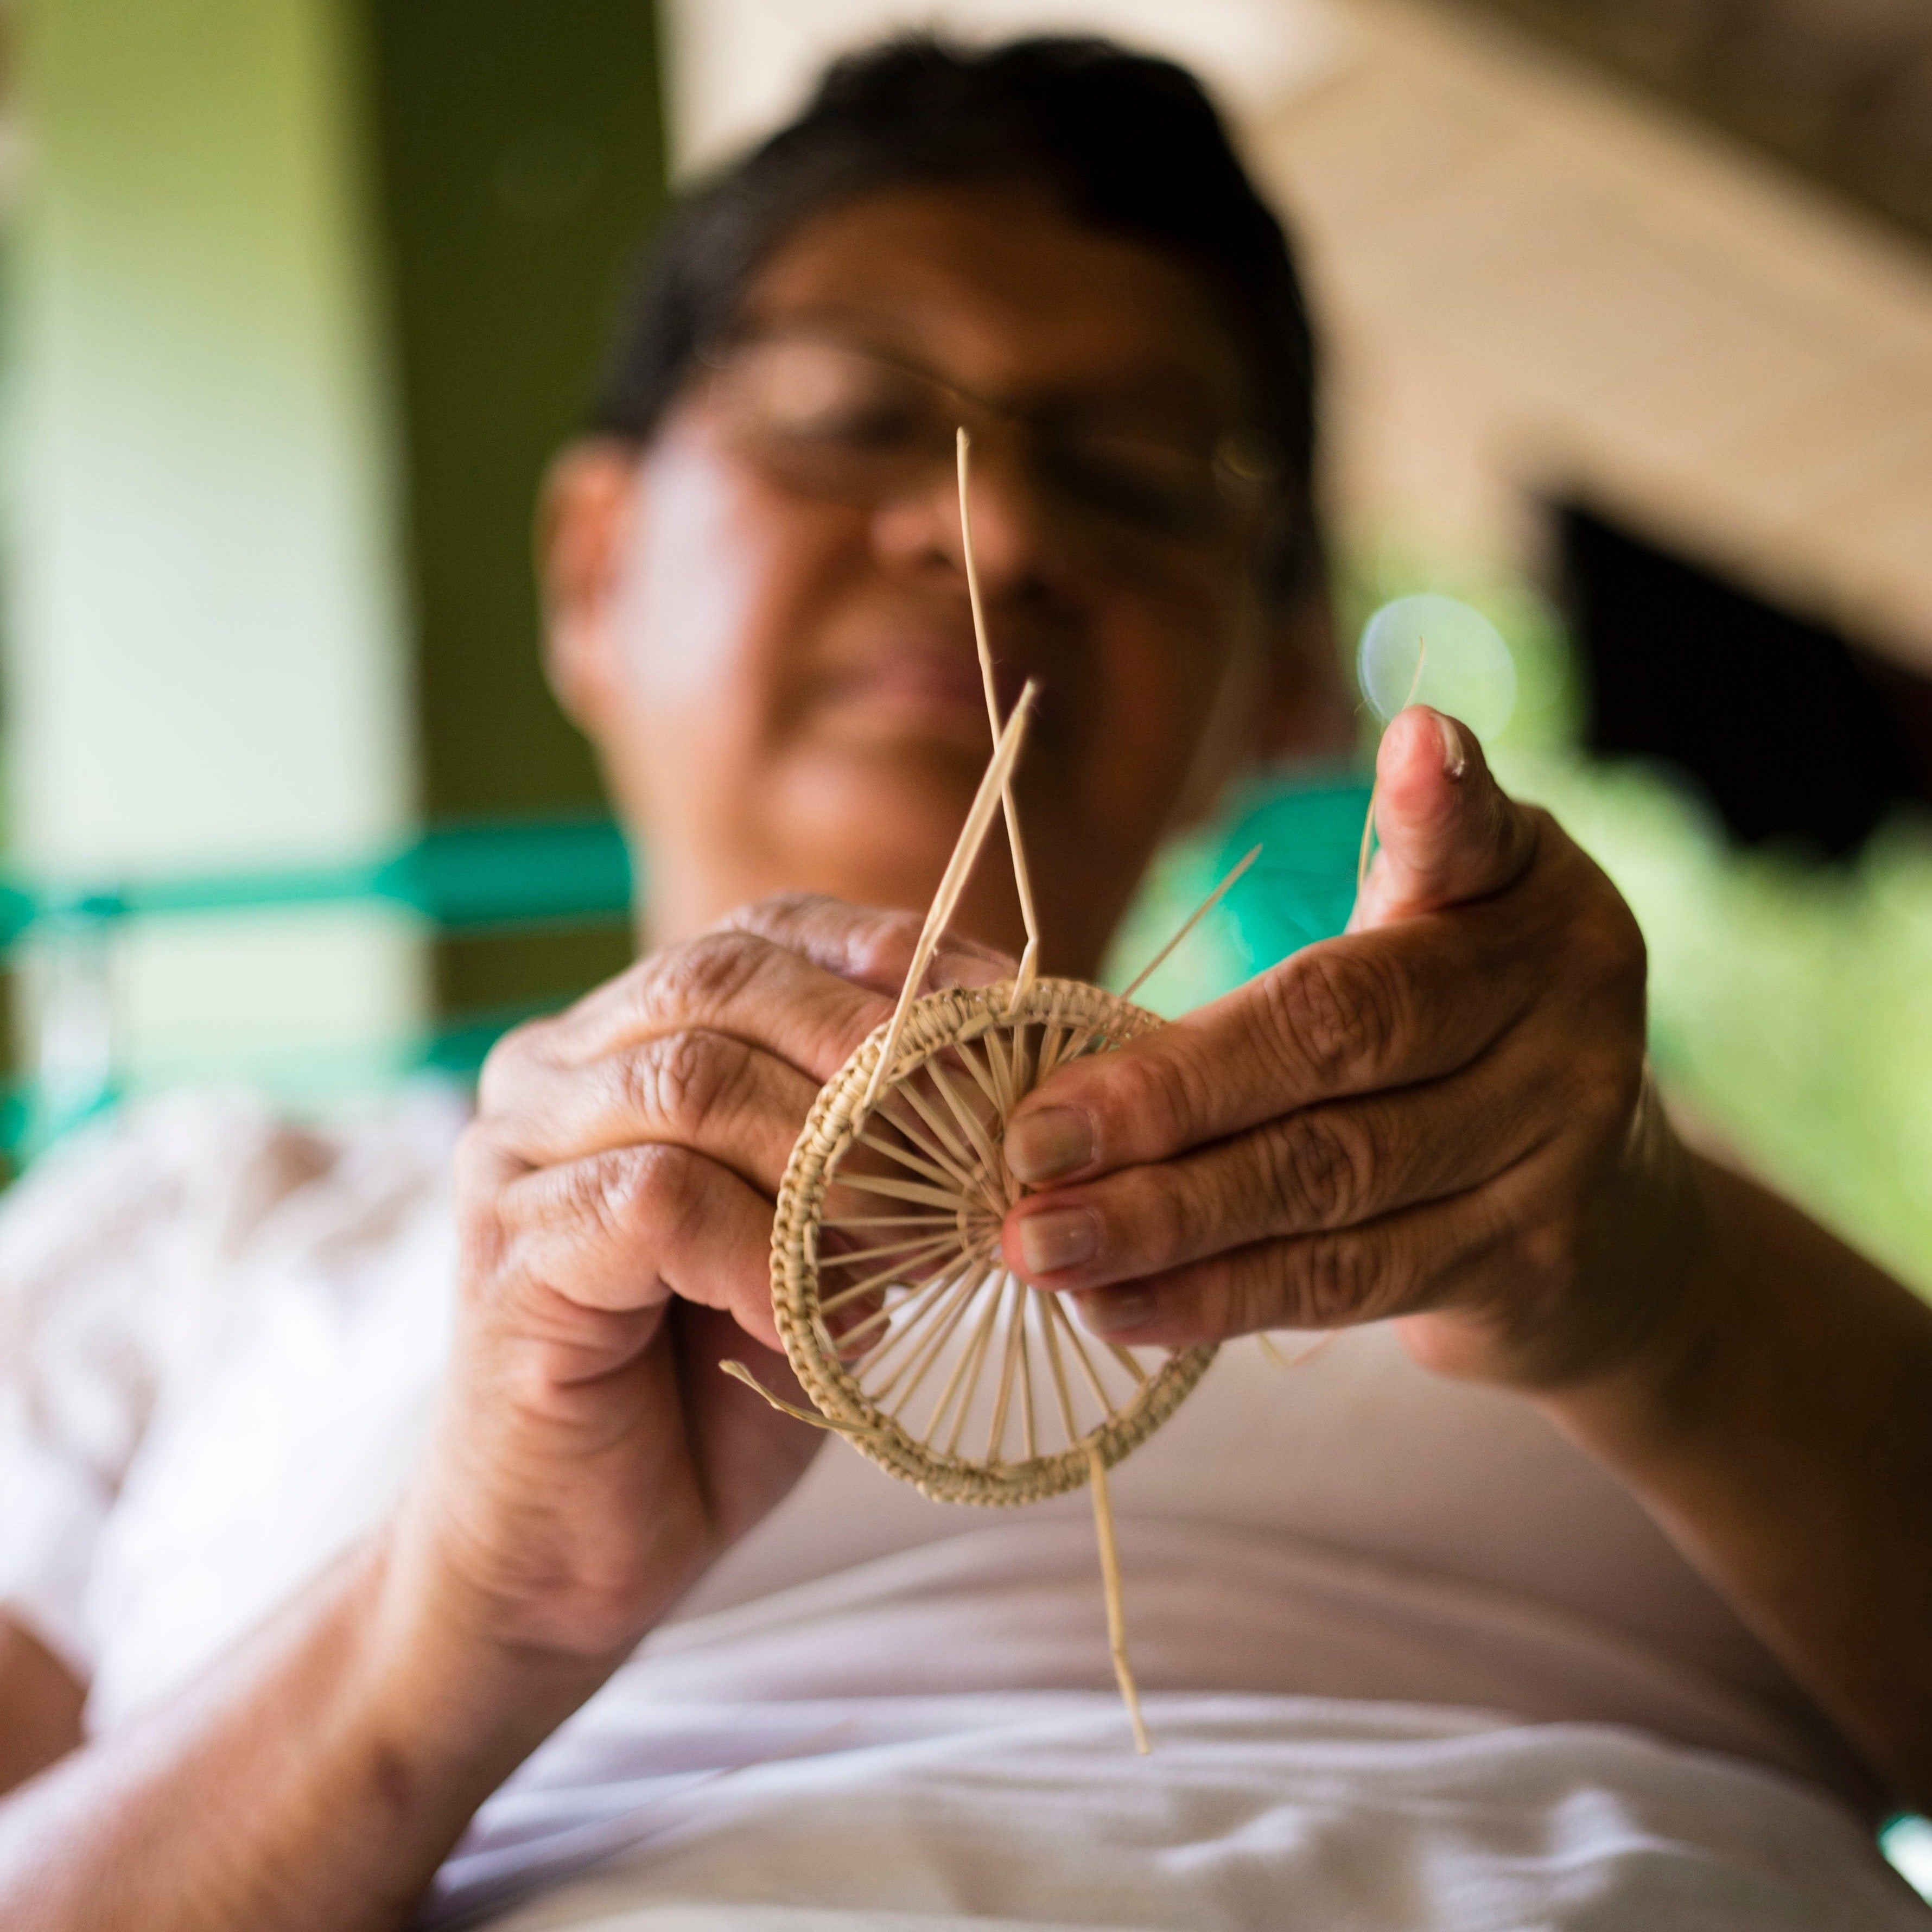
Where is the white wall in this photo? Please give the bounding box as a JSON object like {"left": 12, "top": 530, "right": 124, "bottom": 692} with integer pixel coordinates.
{"left": 659, "top": 0, "right": 1932, "bottom": 677}
{"left": 4, "top": 0, "right": 423, "bottom": 1095}
{"left": 662, "top": 0, "right": 1353, "bottom": 177}
{"left": 1261, "top": 0, "right": 1932, "bottom": 673}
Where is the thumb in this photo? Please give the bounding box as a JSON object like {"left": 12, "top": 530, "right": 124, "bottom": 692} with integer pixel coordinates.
{"left": 1351, "top": 707, "right": 1537, "bottom": 929}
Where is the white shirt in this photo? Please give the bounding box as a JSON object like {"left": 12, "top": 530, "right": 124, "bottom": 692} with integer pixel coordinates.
{"left": 0, "top": 1091, "right": 1916, "bottom": 1928}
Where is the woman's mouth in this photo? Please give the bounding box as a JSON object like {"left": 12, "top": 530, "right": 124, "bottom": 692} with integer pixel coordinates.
{"left": 814, "top": 647, "right": 1014, "bottom": 747}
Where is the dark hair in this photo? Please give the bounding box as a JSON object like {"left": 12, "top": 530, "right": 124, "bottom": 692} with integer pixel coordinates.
{"left": 593, "top": 34, "right": 1322, "bottom": 601}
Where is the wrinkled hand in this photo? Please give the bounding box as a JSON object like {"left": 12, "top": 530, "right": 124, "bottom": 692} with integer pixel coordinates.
{"left": 398, "top": 898, "right": 1002, "bottom": 1660}
{"left": 1000, "top": 708, "right": 1695, "bottom": 1391}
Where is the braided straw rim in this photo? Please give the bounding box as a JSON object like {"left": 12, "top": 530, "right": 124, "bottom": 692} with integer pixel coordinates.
{"left": 770, "top": 975, "right": 1218, "bottom": 1506}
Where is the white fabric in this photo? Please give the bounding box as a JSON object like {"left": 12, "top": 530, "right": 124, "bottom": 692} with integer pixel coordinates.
{"left": 0, "top": 1092, "right": 1912, "bottom": 1928}
{"left": 425, "top": 1523, "right": 1927, "bottom": 1929}
{"left": 448, "top": 1700, "right": 1920, "bottom": 1932}
{"left": 634, "top": 1519, "right": 1836, "bottom": 1786}
{"left": 0, "top": 1088, "right": 465, "bottom": 1717}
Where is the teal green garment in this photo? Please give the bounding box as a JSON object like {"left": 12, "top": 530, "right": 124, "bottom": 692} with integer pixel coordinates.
{"left": 1096, "top": 774, "right": 1370, "bottom": 1018}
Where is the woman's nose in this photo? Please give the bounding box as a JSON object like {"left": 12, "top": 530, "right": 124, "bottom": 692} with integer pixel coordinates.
{"left": 872, "top": 436, "right": 1053, "bottom": 598}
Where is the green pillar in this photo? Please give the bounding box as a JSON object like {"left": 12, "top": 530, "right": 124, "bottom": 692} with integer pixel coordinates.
{"left": 364, "top": 0, "right": 668, "bottom": 1020}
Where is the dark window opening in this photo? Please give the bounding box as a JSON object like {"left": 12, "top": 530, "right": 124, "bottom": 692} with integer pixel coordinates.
{"left": 1556, "top": 502, "right": 1932, "bottom": 860}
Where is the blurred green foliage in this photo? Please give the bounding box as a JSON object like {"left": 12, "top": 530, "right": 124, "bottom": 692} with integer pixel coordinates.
{"left": 1509, "top": 756, "right": 1932, "bottom": 1297}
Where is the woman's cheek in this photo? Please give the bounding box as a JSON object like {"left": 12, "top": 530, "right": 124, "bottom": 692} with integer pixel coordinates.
{"left": 618, "top": 436, "right": 779, "bottom": 710}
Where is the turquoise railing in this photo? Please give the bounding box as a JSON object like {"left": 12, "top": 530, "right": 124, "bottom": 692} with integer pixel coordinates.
{"left": 0, "top": 816, "right": 635, "bottom": 1165}
{"left": 0, "top": 783, "right": 1376, "bottom": 1170}
{"left": 0, "top": 815, "right": 634, "bottom": 946}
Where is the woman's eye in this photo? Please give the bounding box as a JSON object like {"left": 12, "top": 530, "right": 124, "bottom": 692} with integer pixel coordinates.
{"left": 786, "top": 393, "right": 920, "bottom": 447}
{"left": 1043, "top": 438, "right": 1211, "bottom": 534}
{"left": 747, "top": 351, "right": 925, "bottom": 448}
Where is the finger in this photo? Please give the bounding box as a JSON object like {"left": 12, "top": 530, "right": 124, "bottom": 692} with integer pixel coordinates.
{"left": 1058, "top": 1185, "right": 1512, "bottom": 1348}
{"left": 492, "top": 928, "right": 894, "bottom": 1100}
{"left": 494, "top": 1141, "right": 783, "bottom": 1348}
{"left": 1002, "top": 1035, "right": 1559, "bottom": 1292}
{"left": 1352, "top": 707, "right": 1538, "bottom": 927}
{"left": 484, "top": 1026, "right": 823, "bottom": 1181}
{"left": 1004, "top": 913, "right": 1540, "bottom": 1186}
{"left": 720, "top": 893, "right": 1013, "bottom": 997}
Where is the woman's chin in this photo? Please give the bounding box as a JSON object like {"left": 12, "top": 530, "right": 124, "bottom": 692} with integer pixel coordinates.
{"left": 767, "top": 748, "right": 1023, "bottom": 930}
{"left": 779, "top": 743, "right": 973, "bottom": 850}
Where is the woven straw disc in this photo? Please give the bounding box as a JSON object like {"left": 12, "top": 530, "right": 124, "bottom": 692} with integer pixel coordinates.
{"left": 770, "top": 975, "right": 1218, "bottom": 1506}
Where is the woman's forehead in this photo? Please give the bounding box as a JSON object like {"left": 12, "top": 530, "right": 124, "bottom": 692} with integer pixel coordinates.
{"left": 735, "top": 183, "right": 1247, "bottom": 413}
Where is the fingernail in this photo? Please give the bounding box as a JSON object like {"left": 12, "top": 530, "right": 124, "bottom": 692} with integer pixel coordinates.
{"left": 1435, "top": 711, "right": 1468, "bottom": 780}
{"left": 1077, "top": 1286, "right": 1156, "bottom": 1335}
{"left": 930, "top": 941, "right": 1011, "bottom": 991}
{"left": 1005, "top": 1107, "right": 1094, "bottom": 1184}
{"left": 1016, "top": 1206, "right": 1100, "bottom": 1278}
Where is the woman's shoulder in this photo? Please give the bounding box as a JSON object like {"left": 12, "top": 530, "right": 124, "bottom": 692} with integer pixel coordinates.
{"left": 0, "top": 1081, "right": 471, "bottom": 1311}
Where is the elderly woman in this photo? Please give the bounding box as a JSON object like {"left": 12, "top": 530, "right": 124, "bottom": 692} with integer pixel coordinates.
{"left": 1, "top": 36, "right": 1928, "bottom": 1932}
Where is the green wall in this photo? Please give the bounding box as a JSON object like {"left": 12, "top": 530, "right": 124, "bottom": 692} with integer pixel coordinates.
{"left": 364, "top": 0, "right": 668, "bottom": 1018}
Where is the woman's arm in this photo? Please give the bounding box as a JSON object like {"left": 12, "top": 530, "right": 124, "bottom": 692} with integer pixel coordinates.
{"left": 1001, "top": 706, "right": 1932, "bottom": 1810}
{"left": 1545, "top": 1153, "right": 1932, "bottom": 1807}
{"left": 0, "top": 899, "right": 963, "bottom": 1930}
{"left": 0, "top": 1618, "right": 84, "bottom": 1798}
{"left": 0, "top": 1544, "right": 611, "bottom": 1932}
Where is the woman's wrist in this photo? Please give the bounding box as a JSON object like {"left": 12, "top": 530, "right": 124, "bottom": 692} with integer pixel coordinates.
{"left": 1531, "top": 1143, "right": 1755, "bottom": 1467}
{"left": 0, "top": 1528, "right": 624, "bottom": 1932}
{"left": 348, "top": 1512, "right": 633, "bottom": 1814}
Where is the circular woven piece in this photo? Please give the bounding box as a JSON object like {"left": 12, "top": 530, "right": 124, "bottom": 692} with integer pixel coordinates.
{"left": 770, "top": 976, "right": 1218, "bottom": 1506}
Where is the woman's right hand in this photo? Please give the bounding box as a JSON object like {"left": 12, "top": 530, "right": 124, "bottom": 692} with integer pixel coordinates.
{"left": 389, "top": 897, "right": 1003, "bottom": 1667}
{"left": 0, "top": 900, "right": 1012, "bottom": 1932}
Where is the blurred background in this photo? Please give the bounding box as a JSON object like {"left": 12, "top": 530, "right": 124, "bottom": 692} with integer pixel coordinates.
{"left": 0, "top": 0, "right": 1927, "bottom": 1301}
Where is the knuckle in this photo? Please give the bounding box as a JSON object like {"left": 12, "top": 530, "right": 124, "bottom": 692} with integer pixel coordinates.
{"left": 1260, "top": 1109, "right": 1375, "bottom": 1228}
{"left": 452, "top": 1130, "right": 528, "bottom": 1290}
{"left": 1180, "top": 1245, "right": 1293, "bottom": 1343}
{"left": 1597, "top": 892, "right": 1647, "bottom": 977}
{"left": 476, "top": 1018, "right": 548, "bottom": 1114}
{"left": 651, "top": 930, "right": 769, "bottom": 1019}
{"left": 729, "top": 889, "right": 832, "bottom": 933}
{"left": 451, "top": 1129, "right": 510, "bottom": 1249}
{"left": 1289, "top": 1231, "right": 1378, "bottom": 1329}
{"left": 452, "top": 1121, "right": 492, "bottom": 1195}
{"left": 1574, "top": 891, "right": 1644, "bottom": 988}
{"left": 719, "top": 891, "right": 840, "bottom": 955}
{"left": 1588, "top": 1046, "right": 1644, "bottom": 1133}
{"left": 573, "top": 1143, "right": 697, "bottom": 1249}
{"left": 1263, "top": 946, "right": 1400, "bottom": 1089}
{"left": 844, "top": 908, "right": 924, "bottom": 986}
{"left": 722, "top": 892, "right": 920, "bottom": 988}
{"left": 1544, "top": 847, "right": 1645, "bottom": 983}
{"left": 626, "top": 1027, "right": 751, "bottom": 1143}
{"left": 452, "top": 1122, "right": 512, "bottom": 1208}
{"left": 1512, "top": 1205, "right": 1584, "bottom": 1312}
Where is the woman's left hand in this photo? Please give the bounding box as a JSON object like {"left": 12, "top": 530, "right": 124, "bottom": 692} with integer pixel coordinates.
{"left": 1000, "top": 706, "right": 1696, "bottom": 1390}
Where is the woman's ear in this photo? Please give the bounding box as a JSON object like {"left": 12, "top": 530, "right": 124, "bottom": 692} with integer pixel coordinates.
{"left": 536, "top": 438, "right": 640, "bottom": 733}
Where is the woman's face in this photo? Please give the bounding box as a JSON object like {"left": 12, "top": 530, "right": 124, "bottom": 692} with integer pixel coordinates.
{"left": 544, "top": 182, "right": 1345, "bottom": 975}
